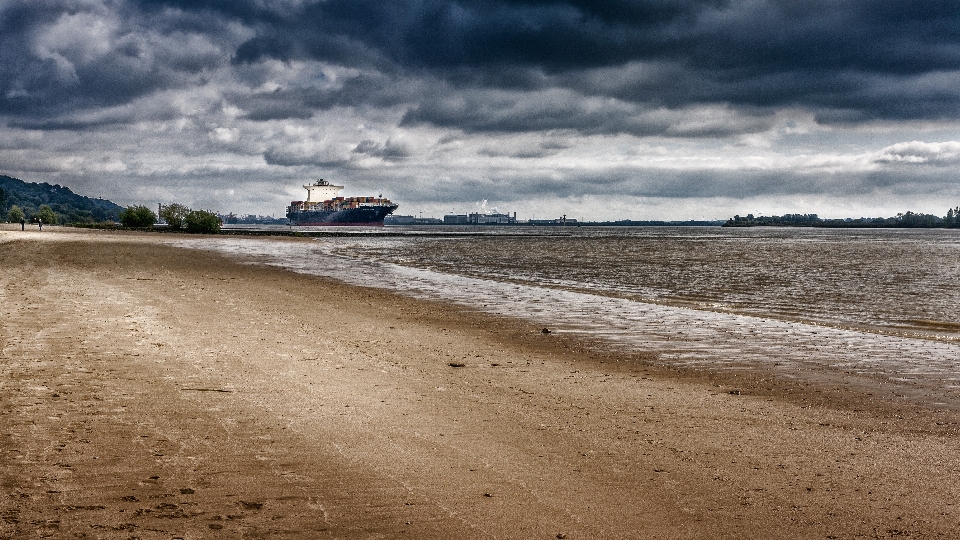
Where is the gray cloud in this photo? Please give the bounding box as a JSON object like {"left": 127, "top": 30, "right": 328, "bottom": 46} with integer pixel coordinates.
{"left": 221, "top": 0, "right": 960, "bottom": 123}
{"left": 352, "top": 138, "right": 411, "bottom": 161}
{"left": 5, "top": 1, "right": 960, "bottom": 128}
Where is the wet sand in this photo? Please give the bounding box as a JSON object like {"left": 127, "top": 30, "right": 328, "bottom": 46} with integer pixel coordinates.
{"left": 2, "top": 226, "right": 959, "bottom": 539}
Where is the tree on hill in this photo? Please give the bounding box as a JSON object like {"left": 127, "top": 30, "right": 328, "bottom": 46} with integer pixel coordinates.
{"left": 0, "top": 175, "right": 123, "bottom": 224}
{"left": 119, "top": 205, "right": 157, "bottom": 228}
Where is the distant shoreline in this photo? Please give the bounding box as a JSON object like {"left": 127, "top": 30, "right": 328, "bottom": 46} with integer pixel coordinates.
{"left": 723, "top": 210, "right": 960, "bottom": 228}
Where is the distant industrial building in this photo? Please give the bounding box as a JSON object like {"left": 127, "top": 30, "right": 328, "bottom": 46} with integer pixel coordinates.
{"left": 384, "top": 214, "right": 443, "bottom": 225}
{"left": 443, "top": 214, "right": 469, "bottom": 224}
{"left": 468, "top": 212, "right": 517, "bottom": 224}
{"left": 390, "top": 211, "right": 561, "bottom": 225}
{"left": 393, "top": 212, "right": 519, "bottom": 225}
{"left": 444, "top": 212, "right": 517, "bottom": 224}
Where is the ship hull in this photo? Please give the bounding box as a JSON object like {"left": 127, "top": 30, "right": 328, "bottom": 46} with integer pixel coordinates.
{"left": 287, "top": 204, "right": 398, "bottom": 226}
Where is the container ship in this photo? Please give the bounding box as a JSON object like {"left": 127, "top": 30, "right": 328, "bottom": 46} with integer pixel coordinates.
{"left": 286, "top": 179, "right": 398, "bottom": 226}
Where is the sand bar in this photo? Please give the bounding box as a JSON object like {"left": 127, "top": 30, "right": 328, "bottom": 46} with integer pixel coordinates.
{"left": 2, "top": 226, "right": 959, "bottom": 539}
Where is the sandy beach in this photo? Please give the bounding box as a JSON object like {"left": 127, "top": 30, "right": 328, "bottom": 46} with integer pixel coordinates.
{"left": 2, "top": 226, "right": 960, "bottom": 539}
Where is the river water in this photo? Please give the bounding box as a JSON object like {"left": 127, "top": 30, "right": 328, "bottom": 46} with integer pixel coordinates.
{"left": 176, "top": 226, "right": 960, "bottom": 404}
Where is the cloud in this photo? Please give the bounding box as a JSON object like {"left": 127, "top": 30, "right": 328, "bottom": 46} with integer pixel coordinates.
{"left": 6, "top": 0, "right": 960, "bottom": 130}
{"left": 352, "top": 138, "right": 411, "bottom": 161}
{"left": 221, "top": 0, "right": 960, "bottom": 123}
{"left": 873, "top": 141, "right": 960, "bottom": 165}
{"left": 0, "top": 0, "right": 245, "bottom": 118}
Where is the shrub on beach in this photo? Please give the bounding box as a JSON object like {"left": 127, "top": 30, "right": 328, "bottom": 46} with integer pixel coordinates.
{"left": 119, "top": 205, "right": 157, "bottom": 228}
{"left": 184, "top": 209, "right": 221, "bottom": 234}
{"left": 159, "top": 203, "right": 190, "bottom": 229}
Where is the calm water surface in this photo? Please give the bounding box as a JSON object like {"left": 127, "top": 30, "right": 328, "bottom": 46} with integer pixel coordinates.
{"left": 344, "top": 227, "right": 960, "bottom": 337}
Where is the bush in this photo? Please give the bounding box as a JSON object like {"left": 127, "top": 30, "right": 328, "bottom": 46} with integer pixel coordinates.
{"left": 184, "top": 210, "right": 221, "bottom": 233}
{"left": 159, "top": 203, "right": 190, "bottom": 229}
{"left": 8, "top": 205, "right": 24, "bottom": 223}
{"left": 35, "top": 204, "right": 57, "bottom": 225}
{"left": 119, "top": 205, "right": 157, "bottom": 228}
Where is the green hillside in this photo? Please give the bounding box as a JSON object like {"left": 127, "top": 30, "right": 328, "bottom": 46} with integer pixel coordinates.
{"left": 0, "top": 175, "right": 124, "bottom": 224}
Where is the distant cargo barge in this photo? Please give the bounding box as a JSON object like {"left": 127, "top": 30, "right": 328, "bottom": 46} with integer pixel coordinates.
{"left": 286, "top": 179, "right": 398, "bottom": 226}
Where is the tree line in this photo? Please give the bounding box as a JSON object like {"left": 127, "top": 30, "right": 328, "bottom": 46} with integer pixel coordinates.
{"left": 724, "top": 208, "right": 960, "bottom": 228}
{"left": 2, "top": 175, "right": 220, "bottom": 233}
{"left": 119, "top": 203, "right": 221, "bottom": 234}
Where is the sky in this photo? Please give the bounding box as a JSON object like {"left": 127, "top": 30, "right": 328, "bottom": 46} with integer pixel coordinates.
{"left": 2, "top": 0, "right": 960, "bottom": 221}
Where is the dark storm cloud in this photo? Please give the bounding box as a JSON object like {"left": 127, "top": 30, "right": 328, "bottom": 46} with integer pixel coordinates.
{"left": 3, "top": 0, "right": 959, "bottom": 132}
{"left": 399, "top": 86, "right": 777, "bottom": 137}
{"left": 222, "top": 0, "right": 960, "bottom": 124}
{"left": 0, "top": 0, "right": 237, "bottom": 123}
